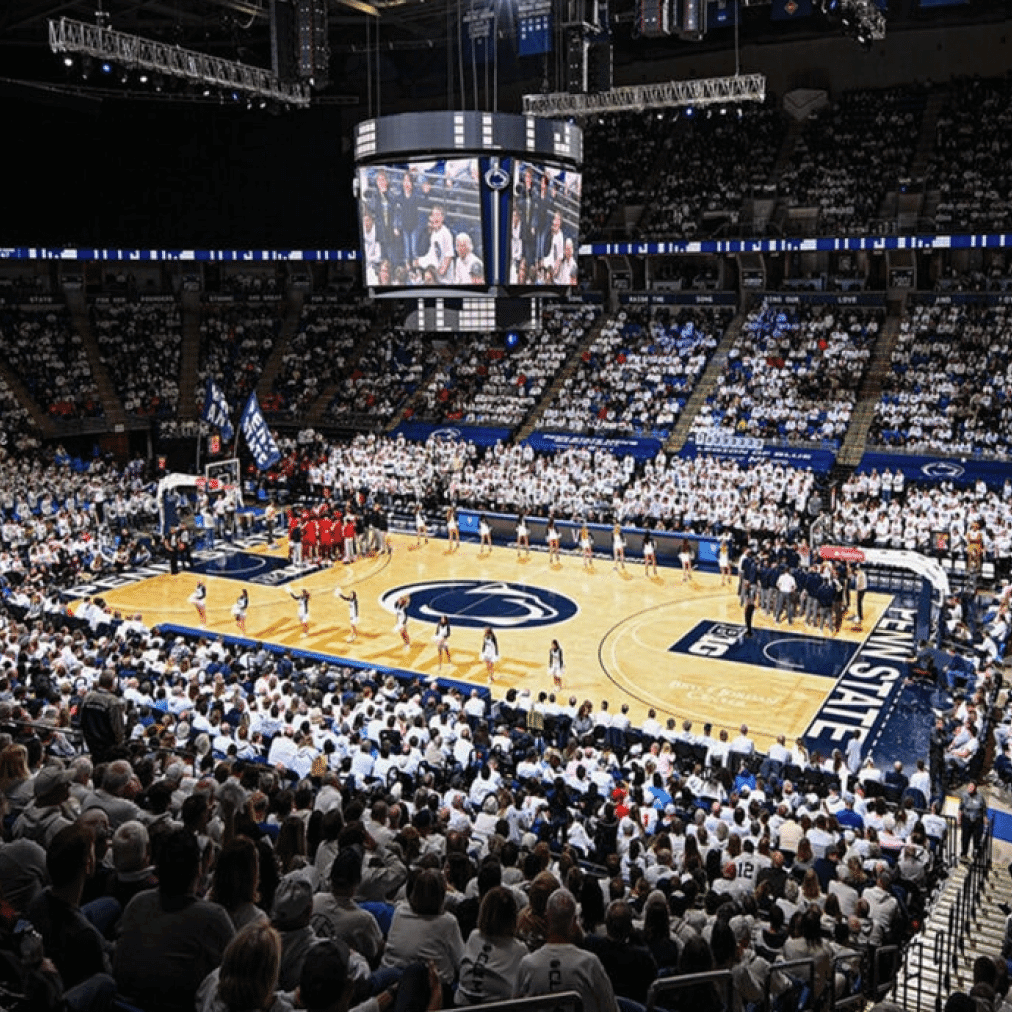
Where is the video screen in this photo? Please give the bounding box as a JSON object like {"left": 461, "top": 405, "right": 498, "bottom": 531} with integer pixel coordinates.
{"left": 510, "top": 162, "right": 581, "bottom": 286}
{"left": 357, "top": 159, "right": 485, "bottom": 288}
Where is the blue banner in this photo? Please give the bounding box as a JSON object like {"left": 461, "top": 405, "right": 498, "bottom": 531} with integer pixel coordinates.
{"left": 524, "top": 431, "right": 662, "bottom": 460}
{"left": 680, "top": 438, "right": 837, "bottom": 473}
{"left": 750, "top": 292, "right": 886, "bottom": 306}
{"left": 240, "top": 392, "right": 281, "bottom": 471}
{"left": 708, "top": 0, "right": 739, "bottom": 24}
{"left": 388, "top": 421, "right": 513, "bottom": 447}
{"left": 518, "top": 0, "right": 553, "bottom": 55}
{"left": 463, "top": 0, "right": 495, "bottom": 63}
{"left": 202, "top": 379, "right": 235, "bottom": 443}
{"left": 619, "top": 292, "right": 737, "bottom": 306}
{"left": 909, "top": 292, "right": 1012, "bottom": 307}
{"left": 855, "top": 451, "right": 1012, "bottom": 488}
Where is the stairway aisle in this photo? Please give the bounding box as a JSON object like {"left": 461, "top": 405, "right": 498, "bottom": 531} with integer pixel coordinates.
{"left": 63, "top": 288, "right": 127, "bottom": 426}
{"left": 256, "top": 290, "right": 305, "bottom": 403}
{"left": 177, "top": 290, "right": 203, "bottom": 422}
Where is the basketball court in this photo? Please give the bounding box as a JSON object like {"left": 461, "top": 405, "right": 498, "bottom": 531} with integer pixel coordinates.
{"left": 69, "top": 531, "right": 918, "bottom": 755}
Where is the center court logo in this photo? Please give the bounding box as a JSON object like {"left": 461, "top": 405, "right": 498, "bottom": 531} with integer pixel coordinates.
{"left": 380, "top": 580, "right": 579, "bottom": 630}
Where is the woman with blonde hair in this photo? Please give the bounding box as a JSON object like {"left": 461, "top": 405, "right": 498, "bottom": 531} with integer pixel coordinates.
{"left": 0, "top": 743, "right": 33, "bottom": 817}
{"left": 456, "top": 886, "right": 527, "bottom": 1005}
{"left": 197, "top": 921, "right": 288, "bottom": 1012}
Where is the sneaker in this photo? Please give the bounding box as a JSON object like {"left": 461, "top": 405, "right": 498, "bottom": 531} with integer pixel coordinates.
{"left": 998, "top": 902, "right": 1011, "bottom": 916}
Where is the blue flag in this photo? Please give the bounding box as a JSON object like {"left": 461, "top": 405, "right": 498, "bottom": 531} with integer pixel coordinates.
{"left": 240, "top": 392, "right": 281, "bottom": 471}
{"left": 202, "top": 379, "right": 235, "bottom": 443}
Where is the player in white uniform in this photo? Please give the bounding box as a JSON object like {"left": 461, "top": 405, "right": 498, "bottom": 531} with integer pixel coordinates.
{"left": 394, "top": 595, "right": 411, "bottom": 648}
{"left": 434, "top": 614, "right": 451, "bottom": 668}
{"left": 290, "top": 589, "right": 310, "bottom": 634}
{"left": 414, "top": 504, "right": 429, "bottom": 546}
{"left": 232, "top": 589, "right": 248, "bottom": 634}
{"left": 679, "top": 538, "right": 694, "bottom": 583}
{"left": 189, "top": 581, "right": 207, "bottom": 626}
{"left": 478, "top": 514, "right": 492, "bottom": 556}
{"left": 612, "top": 523, "right": 626, "bottom": 571}
{"left": 548, "top": 639, "right": 564, "bottom": 690}
{"left": 642, "top": 530, "right": 658, "bottom": 578}
{"left": 445, "top": 506, "right": 459, "bottom": 552}
{"left": 337, "top": 588, "right": 359, "bottom": 642}
{"left": 481, "top": 626, "right": 499, "bottom": 683}
{"left": 546, "top": 517, "right": 561, "bottom": 566}
{"left": 579, "top": 524, "right": 594, "bottom": 570}
{"left": 516, "top": 512, "right": 530, "bottom": 560}
{"left": 719, "top": 535, "right": 732, "bottom": 587}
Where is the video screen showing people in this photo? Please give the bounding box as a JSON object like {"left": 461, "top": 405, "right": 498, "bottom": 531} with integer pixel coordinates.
{"left": 357, "top": 159, "right": 485, "bottom": 288}
{"left": 510, "top": 162, "right": 581, "bottom": 287}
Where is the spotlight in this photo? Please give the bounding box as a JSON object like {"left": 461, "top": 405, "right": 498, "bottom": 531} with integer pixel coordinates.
{"left": 505, "top": 331, "right": 520, "bottom": 348}
{"left": 231, "top": 90, "right": 240, "bottom": 102}
{"left": 685, "top": 106, "right": 695, "bottom": 117}
{"left": 139, "top": 72, "right": 148, "bottom": 83}
{"left": 100, "top": 61, "right": 112, "bottom": 74}
{"left": 63, "top": 55, "right": 74, "bottom": 67}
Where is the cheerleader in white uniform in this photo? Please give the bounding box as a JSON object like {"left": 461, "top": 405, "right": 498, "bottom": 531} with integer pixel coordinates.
{"left": 718, "top": 534, "right": 732, "bottom": 587}
{"left": 548, "top": 639, "right": 564, "bottom": 690}
{"left": 546, "top": 517, "right": 561, "bottom": 566}
{"left": 642, "top": 530, "right": 658, "bottom": 578}
{"left": 612, "top": 523, "right": 626, "bottom": 571}
{"left": 478, "top": 514, "right": 492, "bottom": 556}
{"left": 516, "top": 512, "right": 530, "bottom": 560}
{"left": 414, "top": 504, "right": 429, "bottom": 546}
{"left": 445, "top": 506, "right": 459, "bottom": 552}
{"left": 290, "top": 588, "right": 310, "bottom": 634}
{"left": 579, "top": 524, "right": 594, "bottom": 570}
{"left": 679, "top": 538, "right": 693, "bottom": 583}
{"left": 481, "top": 626, "right": 499, "bottom": 682}
{"left": 232, "top": 589, "right": 248, "bottom": 634}
{"left": 337, "top": 588, "right": 359, "bottom": 642}
{"left": 189, "top": 581, "right": 207, "bottom": 626}
{"left": 394, "top": 595, "right": 411, "bottom": 648}
{"left": 434, "top": 614, "right": 451, "bottom": 668}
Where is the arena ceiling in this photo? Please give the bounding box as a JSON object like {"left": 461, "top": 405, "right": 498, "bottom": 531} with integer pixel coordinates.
{"left": 1, "top": 0, "right": 1009, "bottom": 107}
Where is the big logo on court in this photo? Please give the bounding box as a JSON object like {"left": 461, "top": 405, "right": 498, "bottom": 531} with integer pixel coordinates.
{"left": 380, "top": 580, "right": 579, "bottom": 629}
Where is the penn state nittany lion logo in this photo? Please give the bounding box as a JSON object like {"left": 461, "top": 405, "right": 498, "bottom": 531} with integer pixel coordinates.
{"left": 380, "top": 580, "right": 579, "bottom": 630}
{"left": 920, "top": 460, "right": 964, "bottom": 479}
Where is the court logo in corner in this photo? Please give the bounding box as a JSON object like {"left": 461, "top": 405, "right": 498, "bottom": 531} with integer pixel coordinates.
{"left": 380, "top": 580, "right": 579, "bottom": 630}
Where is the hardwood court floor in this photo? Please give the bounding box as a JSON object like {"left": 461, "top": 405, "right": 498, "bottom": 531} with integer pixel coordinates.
{"left": 87, "top": 536, "right": 892, "bottom": 751}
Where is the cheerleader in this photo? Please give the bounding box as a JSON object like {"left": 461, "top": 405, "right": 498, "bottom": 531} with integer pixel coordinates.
{"left": 445, "top": 506, "right": 459, "bottom": 552}
{"left": 516, "top": 512, "right": 530, "bottom": 560}
{"left": 579, "top": 524, "right": 594, "bottom": 570}
{"left": 718, "top": 534, "right": 732, "bottom": 587}
{"left": 642, "top": 530, "right": 658, "bottom": 578}
{"left": 679, "top": 538, "right": 693, "bottom": 583}
{"left": 612, "top": 523, "right": 626, "bottom": 571}
{"left": 481, "top": 626, "right": 499, "bottom": 682}
{"left": 546, "top": 516, "right": 561, "bottom": 566}
{"left": 434, "top": 614, "right": 451, "bottom": 668}
{"left": 188, "top": 581, "right": 207, "bottom": 626}
{"left": 232, "top": 589, "right": 248, "bottom": 634}
{"left": 337, "top": 588, "right": 359, "bottom": 642}
{"left": 548, "top": 639, "right": 564, "bottom": 690}
{"left": 394, "top": 595, "right": 410, "bottom": 648}
{"left": 290, "top": 588, "right": 310, "bottom": 635}
{"left": 478, "top": 514, "right": 492, "bottom": 556}
{"left": 414, "top": 504, "right": 429, "bottom": 546}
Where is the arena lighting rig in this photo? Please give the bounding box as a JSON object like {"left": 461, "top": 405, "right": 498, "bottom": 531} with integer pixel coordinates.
{"left": 522, "top": 73, "right": 766, "bottom": 117}
{"left": 48, "top": 17, "right": 310, "bottom": 108}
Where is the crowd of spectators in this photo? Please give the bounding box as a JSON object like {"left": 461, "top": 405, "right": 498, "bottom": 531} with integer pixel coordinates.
{"left": 933, "top": 254, "right": 1012, "bottom": 293}
{"left": 0, "top": 373, "right": 42, "bottom": 455}
{"left": 92, "top": 300, "right": 182, "bottom": 418}
{"left": 538, "top": 305, "right": 727, "bottom": 440}
{"left": 870, "top": 302, "right": 1012, "bottom": 459}
{"left": 326, "top": 330, "right": 428, "bottom": 428}
{"left": 778, "top": 87, "right": 926, "bottom": 234}
{"left": 269, "top": 298, "right": 376, "bottom": 419}
{"left": 197, "top": 302, "right": 282, "bottom": 414}
{"left": 409, "top": 307, "right": 598, "bottom": 431}
{"left": 0, "top": 303, "right": 103, "bottom": 419}
{"left": 927, "top": 76, "right": 1012, "bottom": 234}
{"left": 579, "top": 112, "right": 672, "bottom": 238}
{"left": 641, "top": 103, "right": 784, "bottom": 240}
{"left": 220, "top": 272, "right": 283, "bottom": 297}
{"left": 691, "top": 301, "right": 881, "bottom": 445}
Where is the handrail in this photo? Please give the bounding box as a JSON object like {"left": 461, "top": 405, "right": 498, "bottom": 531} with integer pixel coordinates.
{"left": 768, "top": 957, "right": 816, "bottom": 1012}
{"left": 646, "top": 969, "right": 732, "bottom": 1012}
{"left": 830, "top": 951, "right": 864, "bottom": 1012}
{"left": 457, "top": 993, "right": 584, "bottom": 1012}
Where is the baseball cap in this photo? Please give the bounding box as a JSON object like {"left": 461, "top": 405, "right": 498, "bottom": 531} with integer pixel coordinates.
{"left": 34, "top": 763, "right": 74, "bottom": 799}
{"left": 272, "top": 872, "right": 314, "bottom": 928}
